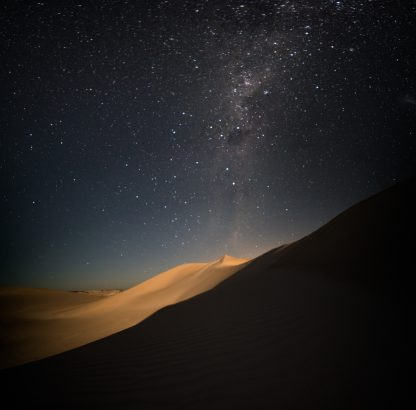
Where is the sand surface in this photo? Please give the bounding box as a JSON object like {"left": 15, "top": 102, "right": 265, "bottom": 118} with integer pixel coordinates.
{"left": 0, "top": 255, "right": 249, "bottom": 369}
{"left": 1, "top": 179, "right": 415, "bottom": 409}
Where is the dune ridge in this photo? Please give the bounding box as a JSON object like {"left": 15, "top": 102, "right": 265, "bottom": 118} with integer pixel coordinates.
{"left": 0, "top": 255, "right": 249, "bottom": 369}
{"left": 1, "top": 179, "right": 414, "bottom": 409}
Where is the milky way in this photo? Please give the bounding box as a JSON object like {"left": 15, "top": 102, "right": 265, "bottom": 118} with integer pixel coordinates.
{"left": 1, "top": 0, "right": 415, "bottom": 289}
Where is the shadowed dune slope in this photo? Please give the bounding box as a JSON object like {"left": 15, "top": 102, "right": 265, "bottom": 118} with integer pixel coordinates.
{"left": 0, "top": 255, "right": 249, "bottom": 369}
{"left": 2, "top": 179, "right": 416, "bottom": 409}
{"left": 270, "top": 179, "right": 415, "bottom": 275}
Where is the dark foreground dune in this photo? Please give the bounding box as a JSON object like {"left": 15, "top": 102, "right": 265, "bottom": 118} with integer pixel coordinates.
{"left": 2, "top": 179, "right": 415, "bottom": 409}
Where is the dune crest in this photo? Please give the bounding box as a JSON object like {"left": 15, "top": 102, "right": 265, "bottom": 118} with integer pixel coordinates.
{"left": 0, "top": 255, "right": 249, "bottom": 369}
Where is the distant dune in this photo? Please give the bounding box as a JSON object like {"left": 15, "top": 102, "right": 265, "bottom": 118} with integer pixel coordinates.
{"left": 0, "top": 255, "right": 249, "bottom": 369}
{"left": 70, "top": 289, "right": 122, "bottom": 296}
{"left": 1, "top": 180, "right": 415, "bottom": 409}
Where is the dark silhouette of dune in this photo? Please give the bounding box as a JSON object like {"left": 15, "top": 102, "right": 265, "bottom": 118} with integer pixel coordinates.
{"left": 2, "top": 179, "right": 415, "bottom": 409}
{"left": 271, "top": 179, "right": 414, "bottom": 275}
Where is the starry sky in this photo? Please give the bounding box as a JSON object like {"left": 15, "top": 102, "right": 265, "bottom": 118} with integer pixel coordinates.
{"left": 1, "top": 0, "right": 415, "bottom": 290}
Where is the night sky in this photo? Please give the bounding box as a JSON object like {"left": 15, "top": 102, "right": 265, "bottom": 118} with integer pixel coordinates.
{"left": 1, "top": 0, "right": 415, "bottom": 289}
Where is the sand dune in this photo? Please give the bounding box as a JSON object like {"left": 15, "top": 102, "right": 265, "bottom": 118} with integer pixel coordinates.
{"left": 2, "top": 180, "right": 415, "bottom": 409}
{"left": 0, "top": 255, "right": 249, "bottom": 369}
{"left": 0, "top": 287, "right": 112, "bottom": 319}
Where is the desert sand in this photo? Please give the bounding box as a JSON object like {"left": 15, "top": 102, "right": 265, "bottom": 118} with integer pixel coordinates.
{"left": 0, "top": 255, "right": 249, "bottom": 369}
{"left": 1, "top": 179, "right": 415, "bottom": 409}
